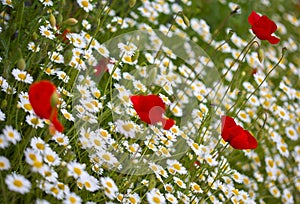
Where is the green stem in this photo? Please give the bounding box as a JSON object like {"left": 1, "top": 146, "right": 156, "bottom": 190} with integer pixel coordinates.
{"left": 232, "top": 47, "right": 287, "bottom": 117}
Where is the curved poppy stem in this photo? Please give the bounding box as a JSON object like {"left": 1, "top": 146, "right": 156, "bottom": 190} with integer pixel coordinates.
{"left": 212, "top": 36, "right": 257, "bottom": 105}
{"left": 196, "top": 36, "right": 257, "bottom": 146}
{"left": 232, "top": 47, "right": 287, "bottom": 118}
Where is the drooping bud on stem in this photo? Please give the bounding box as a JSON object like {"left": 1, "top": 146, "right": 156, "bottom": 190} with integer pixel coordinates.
{"left": 63, "top": 18, "right": 78, "bottom": 26}
{"left": 181, "top": 11, "right": 190, "bottom": 27}
{"left": 257, "top": 48, "right": 264, "bottom": 63}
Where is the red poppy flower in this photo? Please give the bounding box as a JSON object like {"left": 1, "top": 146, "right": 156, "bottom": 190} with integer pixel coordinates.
{"left": 221, "top": 116, "right": 257, "bottom": 149}
{"left": 130, "top": 94, "right": 175, "bottom": 130}
{"left": 248, "top": 11, "right": 280, "bottom": 44}
{"left": 29, "top": 80, "right": 64, "bottom": 133}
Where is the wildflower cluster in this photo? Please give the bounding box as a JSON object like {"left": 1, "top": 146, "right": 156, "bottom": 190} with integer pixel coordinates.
{"left": 0, "top": 0, "right": 299, "bottom": 204}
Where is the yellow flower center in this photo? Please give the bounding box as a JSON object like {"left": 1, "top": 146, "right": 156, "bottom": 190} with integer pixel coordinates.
{"left": 129, "top": 146, "right": 135, "bottom": 152}
{"left": 74, "top": 167, "right": 82, "bottom": 175}
{"left": 30, "top": 118, "right": 39, "bottom": 125}
{"left": 122, "top": 123, "right": 133, "bottom": 132}
{"left": 13, "top": 180, "right": 23, "bottom": 187}
{"left": 57, "top": 137, "right": 64, "bottom": 143}
{"left": 153, "top": 196, "right": 161, "bottom": 203}
{"left": 173, "top": 163, "right": 181, "bottom": 170}
{"left": 94, "top": 139, "right": 101, "bottom": 146}
{"left": 69, "top": 196, "right": 76, "bottom": 203}
{"left": 81, "top": 1, "right": 89, "bottom": 8}
{"left": 194, "top": 184, "right": 201, "bottom": 191}
{"left": 36, "top": 143, "right": 45, "bottom": 150}
{"left": 129, "top": 197, "right": 137, "bottom": 204}
{"left": 8, "top": 132, "right": 14, "bottom": 138}
{"left": 44, "top": 30, "right": 50, "bottom": 36}
{"left": 24, "top": 104, "right": 32, "bottom": 110}
{"left": 124, "top": 56, "right": 132, "bottom": 63}
{"left": 102, "top": 154, "right": 110, "bottom": 161}
{"left": 288, "top": 130, "right": 294, "bottom": 136}
{"left": 46, "top": 155, "right": 55, "bottom": 163}
{"left": 85, "top": 182, "right": 91, "bottom": 188}
{"left": 106, "top": 181, "right": 113, "bottom": 188}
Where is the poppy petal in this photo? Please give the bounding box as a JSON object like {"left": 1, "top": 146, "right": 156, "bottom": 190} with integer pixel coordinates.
{"left": 258, "top": 16, "right": 277, "bottom": 34}
{"left": 229, "top": 128, "right": 258, "bottom": 149}
{"left": 130, "top": 95, "right": 165, "bottom": 114}
{"left": 52, "top": 116, "right": 64, "bottom": 132}
{"left": 148, "top": 106, "right": 166, "bottom": 124}
{"left": 29, "top": 80, "right": 57, "bottom": 119}
{"left": 130, "top": 94, "right": 174, "bottom": 129}
{"left": 221, "top": 115, "right": 237, "bottom": 141}
{"left": 29, "top": 80, "right": 64, "bottom": 133}
{"left": 248, "top": 11, "right": 280, "bottom": 44}
{"left": 248, "top": 11, "right": 261, "bottom": 26}
{"left": 267, "top": 35, "right": 280, "bottom": 44}
{"left": 162, "top": 118, "right": 175, "bottom": 130}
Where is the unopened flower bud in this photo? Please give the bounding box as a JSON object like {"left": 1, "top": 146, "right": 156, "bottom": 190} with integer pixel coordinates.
{"left": 129, "top": 0, "right": 136, "bottom": 8}
{"left": 32, "top": 32, "right": 39, "bottom": 41}
{"left": 17, "top": 58, "right": 26, "bottom": 70}
{"left": 50, "top": 13, "right": 56, "bottom": 28}
{"left": 63, "top": 18, "right": 78, "bottom": 26}
{"left": 181, "top": 12, "right": 190, "bottom": 27}
{"left": 257, "top": 48, "right": 264, "bottom": 63}
{"left": 50, "top": 92, "right": 59, "bottom": 108}
{"left": 1, "top": 99, "right": 7, "bottom": 109}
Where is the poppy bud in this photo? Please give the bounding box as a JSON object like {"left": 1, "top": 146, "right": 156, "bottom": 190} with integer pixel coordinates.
{"left": 129, "top": 0, "right": 136, "bottom": 8}
{"left": 282, "top": 47, "right": 287, "bottom": 54}
{"left": 32, "top": 32, "right": 39, "bottom": 41}
{"left": 1, "top": 99, "right": 7, "bottom": 109}
{"left": 181, "top": 12, "right": 190, "bottom": 27}
{"left": 17, "top": 57, "right": 26, "bottom": 70}
{"left": 50, "top": 92, "right": 59, "bottom": 108}
{"left": 50, "top": 13, "right": 56, "bottom": 28}
{"left": 63, "top": 18, "right": 78, "bottom": 26}
{"left": 257, "top": 48, "right": 264, "bottom": 63}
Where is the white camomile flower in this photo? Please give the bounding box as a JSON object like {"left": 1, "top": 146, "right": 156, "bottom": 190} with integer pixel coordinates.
{"left": 5, "top": 173, "right": 31, "bottom": 194}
